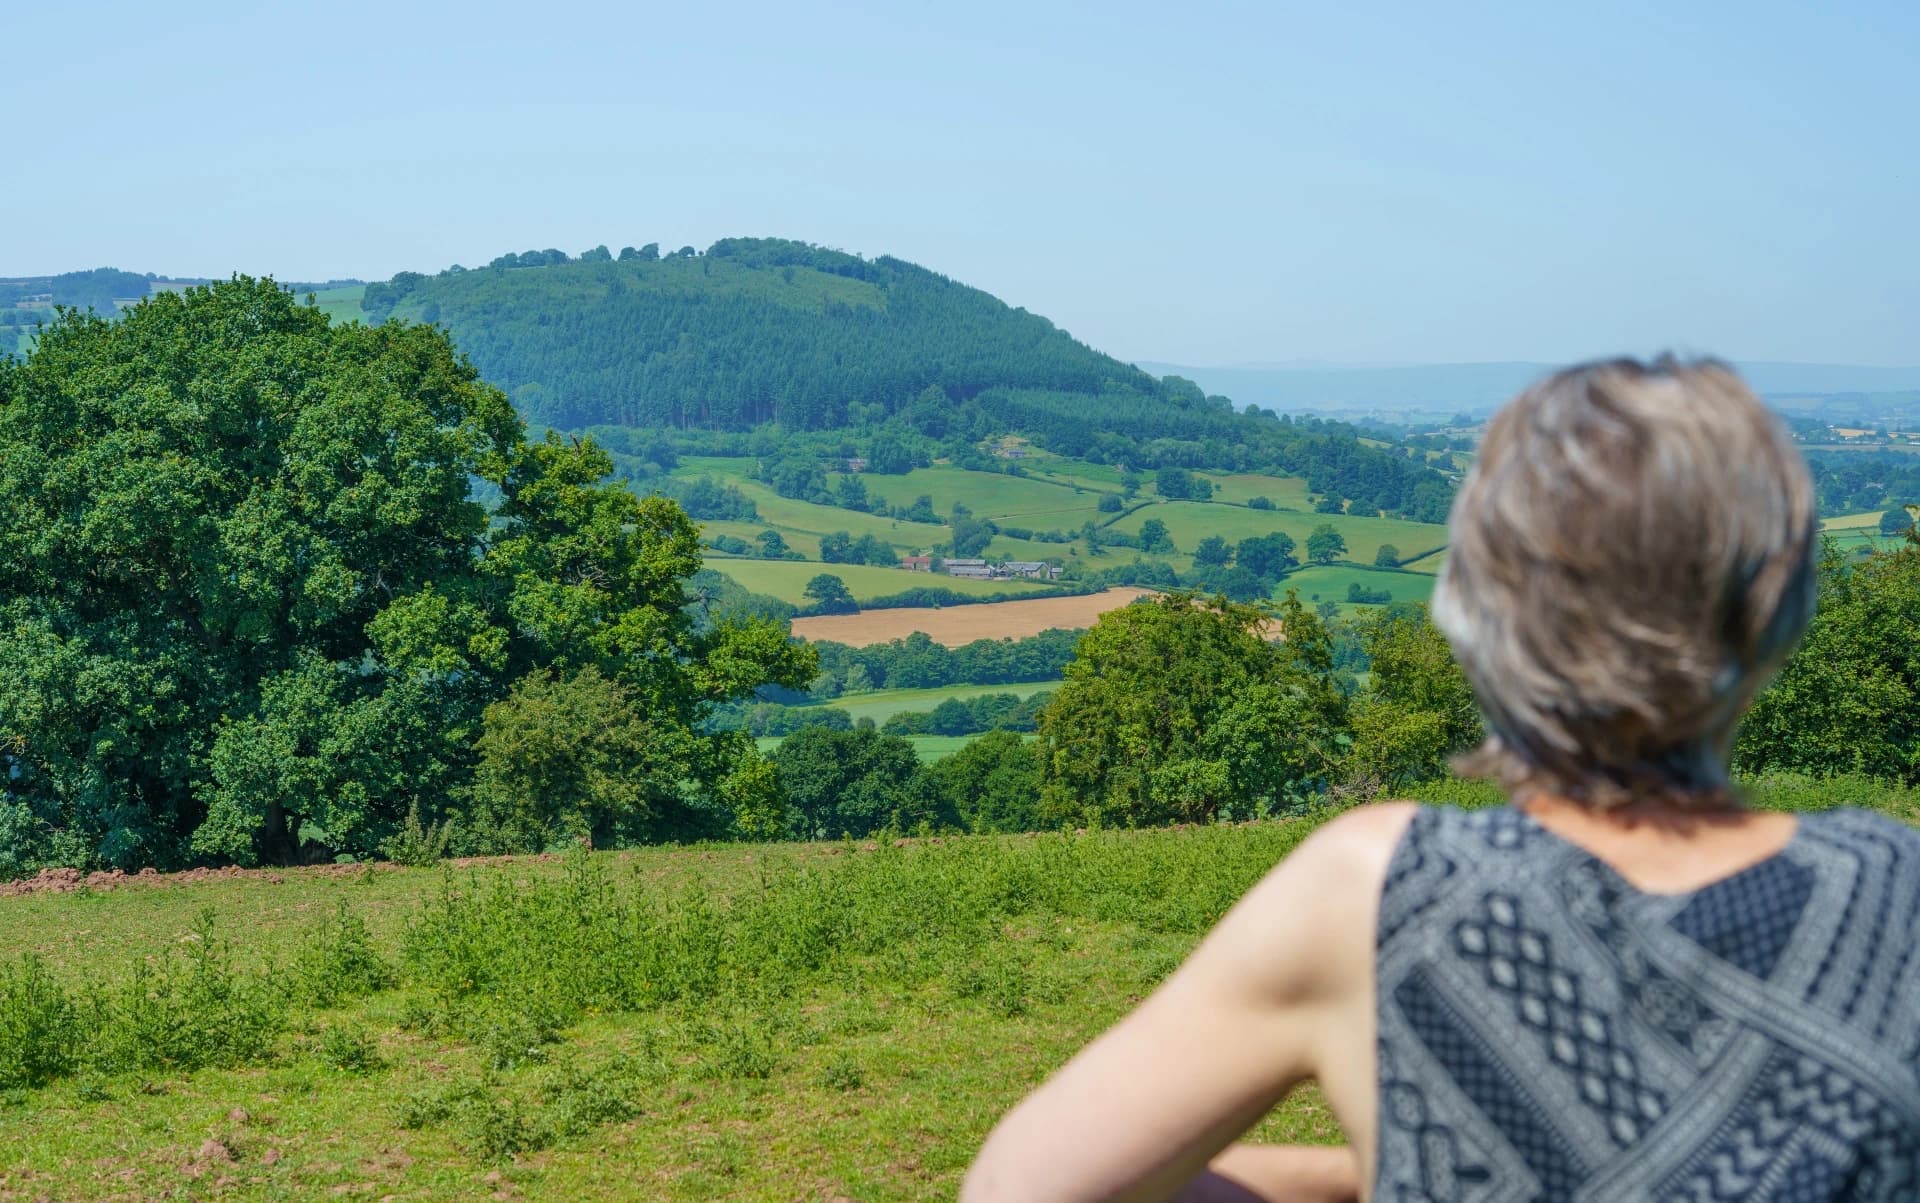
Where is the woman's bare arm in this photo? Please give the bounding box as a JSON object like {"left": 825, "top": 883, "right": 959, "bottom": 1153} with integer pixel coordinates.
{"left": 960, "top": 804, "right": 1414, "bottom": 1203}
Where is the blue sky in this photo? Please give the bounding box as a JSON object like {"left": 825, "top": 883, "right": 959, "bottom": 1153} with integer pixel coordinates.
{"left": 6, "top": 1, "right": 1916, "bottom": 366}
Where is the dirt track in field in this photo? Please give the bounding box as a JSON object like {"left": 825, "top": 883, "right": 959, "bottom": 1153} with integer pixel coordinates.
{"left": 790, "top": 587, "right": 1157, "bottom": 647}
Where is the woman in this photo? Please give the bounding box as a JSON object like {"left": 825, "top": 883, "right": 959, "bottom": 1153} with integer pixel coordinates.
{"left": 964, "top": 358, "right": 1920, "bottom": 1202}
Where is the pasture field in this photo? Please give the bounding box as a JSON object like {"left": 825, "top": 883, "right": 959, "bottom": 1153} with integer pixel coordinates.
{"left": 1109, "top": 502, "right": 1448, "bottom": 568}
{"left": 1012, "top": 452, "right": 1128, "bottom": 492}
{"left": 712, "top": 559, "right": 1051, "bottom": 606}
{"left": 1283, "top": 564, "right": 1439, "bottom": 609}
{"left": 1396, "top": 546, "right": 1446, "bottom": 573}
{"left": 789, "top": 587, "right": 1155, "bottom": 646}
{"left": 304, "top": 284, "right": 368, "bottom": 326}
{"left": 671, "top": 460, "right": 945, "bottom": 554}
{"left": 1822, "top": 510, "right": 1889, "bottom": 530}
{"left": 0, "top": 824, "right": 1345, "bottom": 1201}
{"left": 822, "top": 681, "right": 1057, "bottom": 726}
{"left": 1198, "top": 472, "right": 1315, "bottom": 510}
{"left": 874, "top": 465, "right": 1110, "bottom": 527}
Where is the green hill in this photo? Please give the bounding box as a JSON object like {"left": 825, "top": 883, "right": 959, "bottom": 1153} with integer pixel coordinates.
{"left": 353, "top": 239, "right": 1455, "bottom": 522}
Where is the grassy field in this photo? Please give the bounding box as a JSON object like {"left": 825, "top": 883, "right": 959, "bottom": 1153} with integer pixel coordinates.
{"left": 1283, "top": 564, "right": 1439, "bottom": 610}
{"left": 874, "top": 465, "right": 1111, "bottom": 527}
{"left": 4, "top": 776, "right": 1915, "bottom": 1199}
{"left": 711, "top": 559, "right": 1051, "bottom": 606}
{"left": 1822, "top": 510, "right": 1891, "bottom": 530}
{"left": 0, "top": 825, "right": 1342, "bottom": 1200}
{"left": 1109, "top": 502, "right": 1448, "bottom": 569}
{"left": 820, "top": 681, "right": 1056, "bottom": 726}
{"left": 1198, "top": 472, "right": 1315, "bottom": 510}
{"left": 304, "top": 283, "right": 368, "bottom": 326}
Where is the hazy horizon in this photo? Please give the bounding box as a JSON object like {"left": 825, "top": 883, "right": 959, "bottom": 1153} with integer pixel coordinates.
{"left": 8, "top": 1, "right": 1917, "bottom": 367}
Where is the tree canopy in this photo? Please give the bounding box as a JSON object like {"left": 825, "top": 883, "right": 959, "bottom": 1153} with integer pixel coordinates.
{"left": 0, "top": 279, "right": 812, "bottom": 872}
{"left": 1037, "top": 593, "right": 1346, "bottom": 827}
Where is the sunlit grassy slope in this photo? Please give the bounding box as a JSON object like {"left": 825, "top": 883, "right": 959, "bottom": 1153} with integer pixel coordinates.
{"left": 0, "top": 826, "right": 1343, "bottom": 1201}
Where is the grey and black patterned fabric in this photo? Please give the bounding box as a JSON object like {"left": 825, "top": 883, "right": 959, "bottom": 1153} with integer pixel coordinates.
{"left": 1375, "top": 806, "right": 1920, "bottom": 1201}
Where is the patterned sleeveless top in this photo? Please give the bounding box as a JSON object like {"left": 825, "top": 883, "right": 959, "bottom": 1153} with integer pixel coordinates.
{"left": 1375, "top": 805, "right": 1920, "bottom": 1201}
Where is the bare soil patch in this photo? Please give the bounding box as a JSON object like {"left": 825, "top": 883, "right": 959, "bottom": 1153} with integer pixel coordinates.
{"left": 790, "top": 587, "right": 1156, "bottom": 647}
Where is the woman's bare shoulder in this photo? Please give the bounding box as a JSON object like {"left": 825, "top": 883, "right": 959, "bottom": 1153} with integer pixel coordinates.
{"left": 1283, "top": 801, "right": 1422, "bottom": 886}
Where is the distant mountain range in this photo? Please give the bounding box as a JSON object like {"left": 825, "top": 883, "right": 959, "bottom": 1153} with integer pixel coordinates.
{"left": 1133, "top": 361, "right": 1920, "bottom": 416}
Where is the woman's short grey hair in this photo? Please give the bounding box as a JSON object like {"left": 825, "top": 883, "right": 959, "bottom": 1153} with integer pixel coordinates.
{"left": 1432, "top": 356, "right": 1817, "bottom": 810}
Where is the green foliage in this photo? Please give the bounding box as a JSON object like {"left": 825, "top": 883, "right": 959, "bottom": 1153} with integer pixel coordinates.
{"left": 470, "top": 667, "right": 682, "bottom": 853}
{"left": 1037, "top": 593, "right": 1347, "bottom": 826}
{"left": 1193, "top": 535, "right": 1231, "bottom": 567}
{"left": 1341, "top": 605, "right": 1482, "bottom": 794}
{"left": 1154, "top": 467, "right": 1213, "bottom": 501}
{"left": 1306, "top": 523, "right": 1349, "bottom": 564}
{"left": 290, "top": 901, "right": 396, "bottom": 1008}
{"left": 0, "top": 956, "right": 78, "bottom": 1089}
{"left": 1737, "top": 539, "right": 1920, "bottom": 783}
{"left": 1234, "top": 531, "right": 1298, "bottom": 580}
{"left": 1137, "top": 517, "right": 1175, "bottom": 555}
{"left": 880, "top": 691, "right": 1052, "bottom": 737}
{"left": 800, "top": 573, "right": 857, "bottom": 616}
{"left": 0, "top": 280, "right": 813, "bottom": 872}
{"left": 1882, "top": 504, "right": 1917, "bottom": 536}
{"left": 317, "top": 1024, "right": 385, "bottom": 1074}
{"left": 380, "top": 801, "right": 456, "bottom": 867}
{"left": 91, "top": 911, "right": 283, "bottom": 1073}
{"left": 1373, "top": 543, "right": 1401, "bottom": 567}
{"left": 805, "top": 629, "right": 1081, "bottom": 692}
{"left": 772, "top": 727, "right": 942, "bottom": 838}
{"left": 918, "top": 730, "right": 1042, "bottom": 833}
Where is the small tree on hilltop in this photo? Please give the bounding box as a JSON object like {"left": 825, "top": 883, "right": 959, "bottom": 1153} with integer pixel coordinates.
{"left": 1373, "top": 544, "right": 1400, "bottom": 568}
{"left": 1306, "top": 524, "right": 1348, "bottom": 564}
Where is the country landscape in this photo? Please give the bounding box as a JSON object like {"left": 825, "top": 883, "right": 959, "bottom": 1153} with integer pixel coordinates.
{"left": 2, "top": 239, "right": 1916, "bottom": 1201}
{"left": 7, "top": 6, "right": 1920, "bottom": 1198}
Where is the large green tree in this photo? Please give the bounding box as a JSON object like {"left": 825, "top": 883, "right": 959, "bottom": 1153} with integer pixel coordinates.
{"left": 772, "top": 727, "right": 943, "bottom": 839}
{"left": 0, "top": 278, "right": 812, "bottom": 871}
{"left": 1036, "top": 592, "right": 1347, "bottom": 826}
{"left": 1735, "top": 534, "right": 1920, "bottom": 783}
{"left": 1341, "top": 603, "right": 1482, "bottom": 793}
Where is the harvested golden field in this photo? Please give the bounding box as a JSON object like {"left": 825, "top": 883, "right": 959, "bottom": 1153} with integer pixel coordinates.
{"left": 791, "top": 587, "right": 1157, "bottom": 646}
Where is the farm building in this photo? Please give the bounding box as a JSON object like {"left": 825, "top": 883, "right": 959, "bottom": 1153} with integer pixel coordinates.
{"left": 900, "top": 555, "right": 932, "bottom": 572}
{"left": 1003, "top": 560, "right": 1062, "bottom": 580}
{"left": 944, "top": 558, "right": 994, "bottom": 580}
